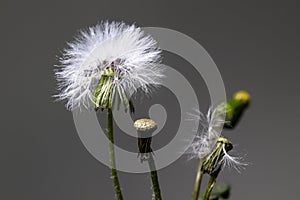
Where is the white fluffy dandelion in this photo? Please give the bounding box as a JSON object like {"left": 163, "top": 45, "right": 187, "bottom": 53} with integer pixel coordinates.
{"left": 55, "top": 21, "right": 164, "bottom": 110}
{"left": 54, "top": 21, "right": 164, "bottom": 200}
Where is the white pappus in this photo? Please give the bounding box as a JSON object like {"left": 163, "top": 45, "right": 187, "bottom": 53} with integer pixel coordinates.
{"left": 220, "top": 143, "right": 247, "bottom": 172}
{"left": 55, "top": 21, "right": 164, "bottom": 110}
{"left": 189, "top": 106, "right": 246, "bottom": 172}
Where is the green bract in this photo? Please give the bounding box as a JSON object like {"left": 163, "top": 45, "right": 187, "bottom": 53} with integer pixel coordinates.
{"left": 202, "top": 138, "right": 233, "bottom": 175}
{"left": 93, "top": 68, "right": 134, "bottom": 112}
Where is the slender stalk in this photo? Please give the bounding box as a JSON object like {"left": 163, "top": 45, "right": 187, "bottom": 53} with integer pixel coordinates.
{"left": 148, "top": 154, "right": 162, "bottom": 200}
{"left": 107, "top": 108, "right": 124, "bottom": 200}
{"left": 203, "top": 175, "right": 217, "bottom": 200}
{"left": 192, "top": 160, "right": 204, "bottom": 200}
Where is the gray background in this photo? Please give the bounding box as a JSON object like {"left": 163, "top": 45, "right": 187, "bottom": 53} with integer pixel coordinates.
{"left": 1, "top": 0, "right": 300, "bottom": 199}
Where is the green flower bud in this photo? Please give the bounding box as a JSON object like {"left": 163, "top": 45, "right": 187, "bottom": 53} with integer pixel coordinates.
{"left": 217, "top": 90, "right": 251, "bottom": 128}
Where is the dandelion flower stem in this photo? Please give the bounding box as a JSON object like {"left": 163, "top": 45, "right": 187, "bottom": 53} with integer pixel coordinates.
{"left": 107, "top": 108, "right": 124, "bottom": 200}
{"left": 134, "top": 118, "right": 162, "bottom": 200}
{"left": 148, "top": 154, "right": 162, "bottom": 200}
{"left": 203, "top": 174, "right": 218, "bottom": 200}
{"left": 192, "top": 160, "right": 204, "bottom": 200}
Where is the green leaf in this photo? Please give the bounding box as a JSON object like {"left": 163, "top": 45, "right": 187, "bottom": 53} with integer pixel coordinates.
{"left": 108, "top": 85, "right": 115, "bottom": 109}
{"left": 212, "top": 183, "right": 230, "bottom": 199}
{"left": 198, "top": 183, "right": 231, "bottom": 200}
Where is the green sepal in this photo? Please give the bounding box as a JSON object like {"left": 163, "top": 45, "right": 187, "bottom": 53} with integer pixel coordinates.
{"left": 202, "top": 138, "right": 233, "bottom": 175}
{"left": 102, "top": 68, "right": 115, "bottom": 77}
{"left": 94, "top": 76, "right": 114, "bottom": 110}
{"left": 100, "top": 77, "right": 112, "bottom": 109}
{"left": 94, "top": 68, "right": 134, "bottom": 112}
{"left": 117, "top": 86, "right": 129, "bottom": 112}
{"left": 94, "top": 76, "right": 106, "bottom": 109}
{"left": 137, "top": 136, "right": 152, "bottom": 163}
{"left": 108, "top": 85, "right": 115, "bottom": 109}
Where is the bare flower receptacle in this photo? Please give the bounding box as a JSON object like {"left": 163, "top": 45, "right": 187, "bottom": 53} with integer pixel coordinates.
{"left": 134, "top": 118, "right": 157, "bottom": 162}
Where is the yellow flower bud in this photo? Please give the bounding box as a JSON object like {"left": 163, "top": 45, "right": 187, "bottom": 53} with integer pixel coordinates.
{"left": 233, "top": 90, "right": 251, "bottom": 105}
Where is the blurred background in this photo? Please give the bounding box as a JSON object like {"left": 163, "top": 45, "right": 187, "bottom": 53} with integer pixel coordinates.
{"left": 1, "top": 0, "right": 300, "bottom": 199}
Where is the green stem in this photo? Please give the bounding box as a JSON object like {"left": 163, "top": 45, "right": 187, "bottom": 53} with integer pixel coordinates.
{"left": 203, "top": 175, "right": 217, "bottom": 200}
{"left": 192, "top": 160, "right": 204, "bottom": 200}
{"left": 107, "top": 108, "right": 124, "bottom": 200}
{"left": 148, "top": 154, "right": 162, "bottom": 200}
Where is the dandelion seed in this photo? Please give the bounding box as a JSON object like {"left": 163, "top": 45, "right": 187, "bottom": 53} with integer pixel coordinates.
{"left": 220, "top": 144, "right": 247, "bottom": 173}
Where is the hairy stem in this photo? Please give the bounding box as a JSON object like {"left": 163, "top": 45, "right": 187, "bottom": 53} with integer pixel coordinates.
{"left": 107, "top": 108, "right": 124, "bottom": 200}
{"left": 192, "top": 160, "right": 204, "bottom": 200}
{"left": 148, "top": 154, "right": 162, "bottom": 200}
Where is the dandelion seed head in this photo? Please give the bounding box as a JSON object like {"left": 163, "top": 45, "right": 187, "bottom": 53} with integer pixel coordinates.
{"left": 200, "top": 137, "right": 247, "bottom": 174}
{"left": 55, "top": 21, "right": 164, "bottom": 110}
{"left": 187, "top": 105, "right": 247, "bottom": 172}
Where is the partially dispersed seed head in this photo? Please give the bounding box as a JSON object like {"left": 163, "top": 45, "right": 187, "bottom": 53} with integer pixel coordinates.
{"left": 233, "top": 90, "right": 251, "bottom": 105}
{"left": 134, "top": 118, "right": 157, "bottom": 132}
{"left": 202, "top": 137, "right": 234, "bottom": 174}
